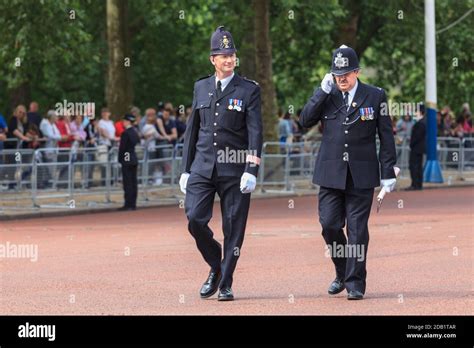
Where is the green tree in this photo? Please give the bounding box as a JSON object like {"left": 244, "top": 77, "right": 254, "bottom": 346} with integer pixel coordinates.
{"left": 0, "top": 0, "right": 105, "bottom": 116}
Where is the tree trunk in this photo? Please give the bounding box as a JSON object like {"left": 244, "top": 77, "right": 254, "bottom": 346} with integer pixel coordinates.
{"left": 9, "top": 81, "right": 31, "bottom": 112}
{"left": 253, "top": 0, "right": 277, "bottom": 142}
{"left": 238, "top": 2, "right": 257, "bottom": 80}
{"left": 106, "top": 0, "right": 133, "bottom": 120}
{"left": 336, "top": 0, "right": 383, "bottom": 59}
{"left": 337, "top": 2, "right": 360, "bottom": 50}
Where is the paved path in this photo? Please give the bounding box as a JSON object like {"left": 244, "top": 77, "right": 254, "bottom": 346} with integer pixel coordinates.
{"left": 1, "top": 187, "right": 472, "bottom": 315}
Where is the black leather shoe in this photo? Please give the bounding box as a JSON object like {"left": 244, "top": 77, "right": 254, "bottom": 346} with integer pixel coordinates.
{"left": 328, "top": 278, "right": 345, "bottom": 295}
{"left": 347, "top": 290, "right": 364, "bottom": 300}
{"left": 200, "top": 270, "right": 221, "bottom": 298}
{"left": 218, "top": 287, "right": 234, "bottom": 301}
{"left": 404, "top": 186, "right": 418, "bottom": 191}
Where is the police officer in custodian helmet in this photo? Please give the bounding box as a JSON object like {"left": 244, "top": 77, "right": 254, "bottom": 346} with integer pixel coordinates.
{"left": 179, "top": 26, "right": 263, "bottom": 301}
{"left": 300, "top": 45, "right": 397, "bottom": 300}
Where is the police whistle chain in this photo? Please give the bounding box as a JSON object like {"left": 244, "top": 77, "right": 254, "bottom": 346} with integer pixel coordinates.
{"left": 333, "top": 103, "right": 348, "bottom": 115}
{"left": 336, "top": 102, "right": 363, "bottom": 126}
{"left": 376, "top": 166, "right": 400, "bottom": 213}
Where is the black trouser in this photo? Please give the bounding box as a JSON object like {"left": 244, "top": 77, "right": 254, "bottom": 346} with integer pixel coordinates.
{"left": 409, "top": 151, "right": 424, "bottom": 189}
{"left": 318, "top": 169, "right": 374, "bottom": 294}
{"left": 185, "top": 168, "right": 251, "bottom": 290}
{"left": 121, "top": 164, "right": 138, "bottom": 208}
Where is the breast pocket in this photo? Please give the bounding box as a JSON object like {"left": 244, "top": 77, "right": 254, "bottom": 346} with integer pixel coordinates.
{"left": 322, "top": 114, "right": 337, "bottom": 121}
{"left": 322, "top": 114, "right": 338, "bottom": 140}
{"left": 196, "top": 100, "right": 211, "bottom": 127}
{"left": 356, "top": 118, "right": 376, "bottom": 139}
{"left": 223, "top": 104, "right": 246, "bottom": 131}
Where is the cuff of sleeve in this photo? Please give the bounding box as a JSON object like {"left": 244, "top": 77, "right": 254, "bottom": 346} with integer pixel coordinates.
{"left": 245, "top": 164, "right": 259, "bottom": 177}
{"left": 380, "top": 167, "right": 396, "bottom": 179}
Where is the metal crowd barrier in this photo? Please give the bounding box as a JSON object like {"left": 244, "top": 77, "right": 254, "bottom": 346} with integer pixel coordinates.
{"left": 0, "top": 148, "right": 36, "bottom": 191}
{"left": 0, "top": 136, "right": 473, "bottom": 208}
{"left": 1, "top": 138, "right": 20, "bottom": 149}
{"left": 259, "top": 137, "right": 473, "bottom": 192}
{"left": 461, "top": 138, "right": 474, "bottom": 173}
{"left": 139, "top": 143, "right": 175, "bottom": 201}
{"left": 0, "top": 142, "right": 177, "bottom": 208}
{"left": 258, "top": 141, "right": 319, "bottom": 193}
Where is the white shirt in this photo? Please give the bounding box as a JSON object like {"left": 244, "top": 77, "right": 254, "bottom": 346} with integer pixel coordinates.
{"left": 98, "top": 119, "right": 116, "bottom": 146}
{"left": 341, "top": 79, "right": 358, "bottom": 110}
{"left": 40, "top": 119, "right": 61, "bottom": 152}
{"left": 142, "top": 124, "right": 159, "bottom": 151}
{"left": 216, "top": 72, "right": 235, "bottom": 92}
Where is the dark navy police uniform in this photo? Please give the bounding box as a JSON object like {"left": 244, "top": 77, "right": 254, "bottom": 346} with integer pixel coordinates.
{"left": 118, "top": 114, "right": 140, "bottom": 210}
{"left": 300, "top": 46, "right": 396, "bottom": 296}
{"left": 182, "top": 27, "right": 263, "bottom": 292}
{"left": 409, "top": 110, "right": 426, "bottom": 190}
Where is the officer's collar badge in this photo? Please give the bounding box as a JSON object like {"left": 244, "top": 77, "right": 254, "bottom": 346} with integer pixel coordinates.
{"left": 334, "top": 52, "right": 349, "bottom": 68}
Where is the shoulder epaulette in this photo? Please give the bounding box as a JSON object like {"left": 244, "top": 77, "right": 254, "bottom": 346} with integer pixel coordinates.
{"left": 243, "top": 77, "right": 259, "bottom": 86}
{"left": 196, "top": 74, "right": 212, "bottom": 82}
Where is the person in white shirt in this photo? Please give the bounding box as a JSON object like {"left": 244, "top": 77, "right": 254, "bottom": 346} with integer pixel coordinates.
{"left": 98, "top": 108, "right": 118, "bottom": 148}
{"left": 142, "top": 108, "right": 167, "bottom": 185}
{"left": 39, "top": 110, "right": 66, "bottom": 188}
{"left": 40, "top": 110, "right": 64, "bottom": 152}
{"left": 97, "top": 108, "right": 118, "bottom": 186}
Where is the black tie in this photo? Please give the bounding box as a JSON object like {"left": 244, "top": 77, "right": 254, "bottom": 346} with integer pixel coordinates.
{"left": 216, "top": 80, "right": 222, "bottom": 99}
{"left": 343, "top": 92, "right": 349, "bottom": 111}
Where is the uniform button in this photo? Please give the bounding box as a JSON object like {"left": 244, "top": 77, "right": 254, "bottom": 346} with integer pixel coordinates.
{"left": 213, "top": 133, "right": 217, "bottom": 136}
{"left": 213, "top": 142, "right": 217, "bottom": 146}
{"left": 216, "top": 103, "right": 220, "bottom": 106}
{"left": 345, "top": 117, "right": 349, "bottom": 121}
{"left": 345, "top": 130, "right": 348, "bottom": 134}
{"left": 215, "top": 112, "right": 218, "bottom": 116}
{"left": 344, "top": 144, "right": 348, "bottom": 147}
{"left": 324, "top": 116, "right": 327, "bottom": 119}
{"left": 213, "top": 122, "right": 217, "bottom": 126}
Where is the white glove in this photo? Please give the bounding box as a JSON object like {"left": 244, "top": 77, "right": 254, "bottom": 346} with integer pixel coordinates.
{"left": 381, "top": 178, "right": 397, "bottom": 193}
{"left": 179, "top": 173, "right": 190, "bottom": 194}
{"left": 321, "top": 73, "right": 334, "bottom": 94}
{"left": 240, "top": 172, "right": 257, "bottom": 194}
